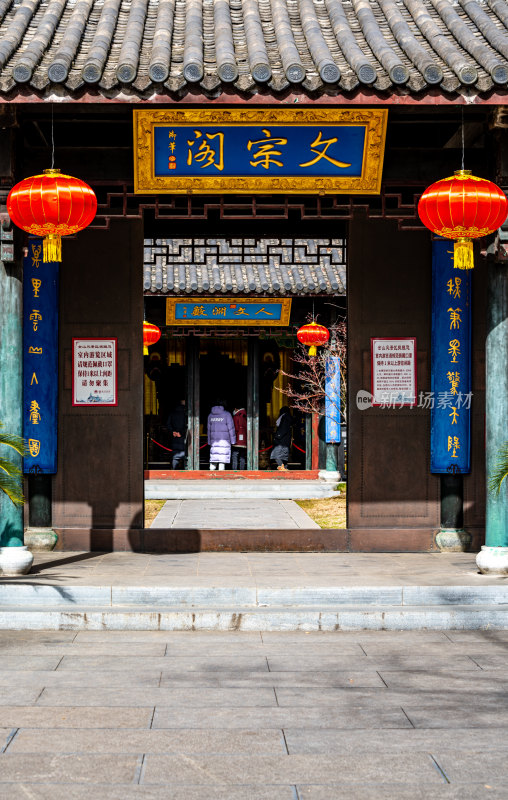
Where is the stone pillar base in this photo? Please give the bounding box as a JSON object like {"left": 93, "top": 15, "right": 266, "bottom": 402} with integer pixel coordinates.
{"left": 435, "top": 528, "right": 472, "bottom": 552}
{"left": 476, "top": 546, "right": 508, "bottom": 574}
{"left": 23, "top": 527, "right": 58, "bottom": 552}
{"left": 0, "top": 545, "right": 34, "bottom": 575}
{"left": 318, "top": 470, "right": 342, "bottom": 483}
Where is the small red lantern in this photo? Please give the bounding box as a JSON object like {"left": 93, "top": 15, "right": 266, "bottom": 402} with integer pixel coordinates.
{"left": 7, "top": 168, "right": 97, "bottom": 262}
{"left": 297, "top": 321, "right": 330, "bottom": 356}
{"left": 418, "top": 169, "right": 507, "bottom": 270}
{"left": 143, "top": 321, "right": 161, "bottom": 355}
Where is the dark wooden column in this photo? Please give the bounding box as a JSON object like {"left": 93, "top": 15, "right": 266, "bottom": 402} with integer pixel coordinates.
{"left": 347, "top": 213, "right": 440, "bottom": 551}
{"left": 52, "top": 219, "right": 144, "bottom": 551}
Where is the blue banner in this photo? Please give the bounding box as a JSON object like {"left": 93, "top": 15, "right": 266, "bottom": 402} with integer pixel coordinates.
{"left": 154, "top": 125, "right": 366, "bottom": 178}
{"left": 430, "top": 239, "right": 471, "bottom": 474}
{"left": 23, "top": 238, "right": 59, "bottom": 474}
{"left": 325, "top": 356, "right": 341, "bottom": 444}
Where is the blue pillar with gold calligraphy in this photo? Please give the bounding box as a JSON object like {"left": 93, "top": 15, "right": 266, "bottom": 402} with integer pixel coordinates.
{"left": 431, "top": 239, "right": 472, "bottom": 474}
{"left": 325, "top": 356, "right": 341, "bottom": 444}
{"left": 325, "top": 356, "right": 341, "bottom": 473}
{"left": 23, "top": 239, "right": 59, "bottom": 474}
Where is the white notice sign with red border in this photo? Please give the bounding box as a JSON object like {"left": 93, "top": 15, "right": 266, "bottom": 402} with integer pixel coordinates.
{"left": 72, "top": 338, "right": 117, "bottom": 406}
{"left": 371, "top": 337, "right": 416, "bottom": 407}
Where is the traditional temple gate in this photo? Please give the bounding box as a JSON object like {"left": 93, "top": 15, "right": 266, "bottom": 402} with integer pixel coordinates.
{"left": 0, "top": 0, "right": 506, "bottom": 554}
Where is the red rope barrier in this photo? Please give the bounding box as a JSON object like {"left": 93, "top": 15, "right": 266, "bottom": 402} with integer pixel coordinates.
{"left": 152, "top": 439, "right": 306, "bottom": 455}
{"left": 151, "top": 438, "right": 173, "bottom": 452}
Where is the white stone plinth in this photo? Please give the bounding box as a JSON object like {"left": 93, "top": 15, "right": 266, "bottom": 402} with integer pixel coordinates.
{"left": 0, "top": 545, "right": 34, "bottom": 576}
{"left": 476, "top": 546, "right": 508, "bottom": 575}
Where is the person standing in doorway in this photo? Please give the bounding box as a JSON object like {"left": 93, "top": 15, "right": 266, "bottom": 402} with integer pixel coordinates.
{"left": 207, "top": 400, "right": 236, "bottom": 470}
{"left": 232, "top": 406, "right": 247, "bottom": 470}
{"left": 270, "top": 405, "right": 293, "bottom": 471}
{"left": 167, "top": 398, "right": 187, "bottom": 470}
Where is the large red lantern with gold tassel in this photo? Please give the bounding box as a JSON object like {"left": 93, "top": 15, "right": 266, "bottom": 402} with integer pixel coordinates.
{"left": 143, "top": 321, "right": 161, "bottom": 356}
{"left": 418, "top": 170, "right": 507, "bottom": 270}
{"left": 297, "top": 321, "right": 329, "bottom": 356}
{"left": 7, "top": 168, "right": 97, "bottom": 262}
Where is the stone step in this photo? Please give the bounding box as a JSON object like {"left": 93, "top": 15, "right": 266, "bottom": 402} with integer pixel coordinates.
{"left": 1, "top": 584, "right": 508, "bottom": 607}
{"left": 1, "top": 604, "right": 508, "bottom": 631}
{"left": 145, "top": 480, "right": 341, "bottom": 500}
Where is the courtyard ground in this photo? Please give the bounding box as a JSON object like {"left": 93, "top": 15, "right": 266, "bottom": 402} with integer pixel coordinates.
{"left": 0, "top": 628, "right": 507, "bottom": 797}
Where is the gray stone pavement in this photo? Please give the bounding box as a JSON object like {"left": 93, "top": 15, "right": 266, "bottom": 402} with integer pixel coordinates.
{"left": 8, "top": 552, "right": 507, "bottom": 587}
{"left": 151, "top": 499, "right": 320, "bottom": 529}
{"left": 0, "top": 629, "right": 507, "bottom": 797}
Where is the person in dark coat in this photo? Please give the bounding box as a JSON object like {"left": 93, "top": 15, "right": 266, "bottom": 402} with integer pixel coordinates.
{"left": 270, "top": 405, "right": 293, "bottom": 471}
{"left": 232, "top": 407, "right": 247, "bottom": 470}
{"left": 167, "top": 399, "right": 187, "bottom": 470}
{"left": 207, "top": 400, "right": 236, "bottom": 470}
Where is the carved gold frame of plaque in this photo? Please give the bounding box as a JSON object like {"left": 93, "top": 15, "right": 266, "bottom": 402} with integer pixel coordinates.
{"left": 133, "top": 108, "right": 388, "bottom": 195}
{"left": 166, "top": 297, "right": 293, "bottom": 326}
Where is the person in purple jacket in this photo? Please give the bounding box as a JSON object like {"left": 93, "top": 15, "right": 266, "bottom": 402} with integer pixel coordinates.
{"left": 207, "top": 400, "right": 236, "bottom": 470}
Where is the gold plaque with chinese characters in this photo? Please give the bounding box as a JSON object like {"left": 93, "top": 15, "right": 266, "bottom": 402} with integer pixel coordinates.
{"left": 166, "top": 298, "right": 292, "bottom": 326}
{"left": 134, "top": 109, "right": 387, "bottom": 195}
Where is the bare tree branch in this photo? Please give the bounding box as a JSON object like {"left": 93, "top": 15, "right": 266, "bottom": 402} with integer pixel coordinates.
{"left": 277, "top": 318, "right": 347, "bottom": 422}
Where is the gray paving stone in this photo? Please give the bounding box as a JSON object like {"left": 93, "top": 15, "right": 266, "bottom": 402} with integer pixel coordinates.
{"left": 9, "top": 728, "right": 286, "bottom": 754}
{"left": 37, "top": 687, "right": 278, "bottom": 707}
{"left": 404, "top": 706, "right": 508, "bottom": 728}
{"left": 0, "top": 706, "right": 154, "bottom": 728}
{"left": 74, "top": 631, "right": 263, "bottom": 643}
{"left": 466, "top": 654, "right": 508, "bottom": 669}
{"left": 0, "top": 631, "right": 76, "bottom": 642}
{"left": 284, "top": 728, "right": 508, "bottom": 754}
{"left": 0, "top": 688, "right": 43, "bottom": 706}
{"left": 72, "top": 632, "right": 265, "bottom": 649}
{"left": 0, "top": 729, "right": 11, "bottom": 752}
{"left": 0, "top": 784, "right": 297, "bottom": 799}
{"left": 433, "top": 750, "right": 508, "bottom": 781}
{"left": 359, "top": 640, "right": 508, "bottom": 655}
{"left": 3, "top": 670, "right": 163, "bottom": 688}
{"left": 296, "top": 785, "right": 507, "bottom": 799}
{"left": 442, "top": 631, "right": 508, "bottom": 642}
{"left": 158, "top": 670, "right": 385, "bottom": 688}
{"left": 152, "top": 706, "right": 412, "bottom": 730}
{"left": 0, "top": 642, "right": 167, "bottom": 656}
{"left": 0, "top": 656, "right": 63, "bottom": 671}
{"left": 266, "top": 655, "right": 480, "bottom": 671}
{"left": 0, "top": 753, "right": 139, "bottom": 783}
{"left": 378, "top": 670, "right": 508, "bottom": 691}
{"left": 261, "top": 631, "right": 449, "bottom": 643}
{"left": 57, "top": 655, "right": 270, "bottom": 673}
{"left": 141, "top": 753, "right": 443, "bottom": 785}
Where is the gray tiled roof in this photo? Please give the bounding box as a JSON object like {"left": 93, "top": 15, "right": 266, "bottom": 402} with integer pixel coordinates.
{"left": 143, "top": 237, "right": 347, "bottom": 295}
{"left": 0, "top": 0, "right": 507, "bottom": 97}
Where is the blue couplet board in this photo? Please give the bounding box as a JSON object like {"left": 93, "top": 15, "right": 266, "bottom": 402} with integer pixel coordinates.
{"left": 154, "top": 126, "right": 366, "bottom": 178}
{"left": 23, "top": 238, "right": 59, "bottom": 474}
{"left": 430, "top": 239, "right": 471, "bottom": 474}
{"left": 325, "top": 356, "right": 341, "bottom": 444}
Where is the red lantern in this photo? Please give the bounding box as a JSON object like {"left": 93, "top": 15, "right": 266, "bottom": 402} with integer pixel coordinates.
{"left": 418, "top": 169, "right": 507, "bottom": 270}
{"left": 7, "top": 168, "right": 97, "bottom": 262}
{"left": 297, "top": 321, "right": 330, "bottom": 356}
{"left": 143, "top": 321, "right": 161, "bottom": 355}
